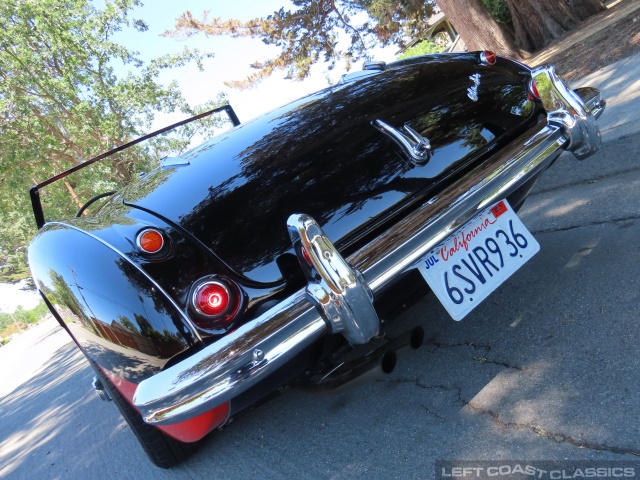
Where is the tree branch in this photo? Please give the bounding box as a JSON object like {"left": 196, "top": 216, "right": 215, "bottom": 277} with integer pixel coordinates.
{"left": 327, "top": 0, "right": 368, "bottom": 54}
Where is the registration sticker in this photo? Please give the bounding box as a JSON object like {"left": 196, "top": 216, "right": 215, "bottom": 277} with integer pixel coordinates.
{"left": 418, "top": 200, "right": 539, "bottom": 320}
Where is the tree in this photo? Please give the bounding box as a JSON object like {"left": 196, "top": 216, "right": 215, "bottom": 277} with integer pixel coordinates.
{"left": 357, "top": 0, "right": 439, "bottom": 47}
{"left": 0, "top": 0, "right": 227, "bottom": 282}
{"left": 504, "top": 0, "right": 605, "bottom": 51}
{"left": 396, "top": 39, "right": 445, "bottom": 60}
{"left": 436, "top": 0, "right": 520, "bottom": 57}
{"left": 171, "top": 0, "right": 609, "bottom": 89}
{"left": 481, "top": 0, "right": 513, "bottom": 31}
{"left": 167, "top": 0, "right": 438, "bottom": 89}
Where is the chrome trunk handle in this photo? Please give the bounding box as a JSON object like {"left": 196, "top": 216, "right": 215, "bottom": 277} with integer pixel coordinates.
{"left": 373, "top": 119, "right": 432, "bottom": 164}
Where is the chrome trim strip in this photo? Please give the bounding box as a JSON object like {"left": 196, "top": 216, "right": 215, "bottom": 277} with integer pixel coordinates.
{"left": 160, "top": 156, "right": 190, "bottom": 167}
{"left": 133, "top": 75, "right": 605, "bottom": 425}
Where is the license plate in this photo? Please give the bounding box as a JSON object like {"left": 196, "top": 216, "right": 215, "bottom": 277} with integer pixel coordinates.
{"left": 418, "top": 200, "right": 539, "bottom": 320}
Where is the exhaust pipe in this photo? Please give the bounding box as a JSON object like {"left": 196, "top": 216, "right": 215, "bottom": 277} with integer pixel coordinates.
{"left": 304, "top": 326, "right": 424, "bottom": 390}
{"left": 379, "top": 325, "right": 423, "bottom": 374}
{"left": 409, "top": 325, "right": 425, "bottom": 350}
{"left": 380, "top": 350, "right": 397, "bottom": 374}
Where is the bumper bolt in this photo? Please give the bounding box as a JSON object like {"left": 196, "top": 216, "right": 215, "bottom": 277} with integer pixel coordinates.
{"left": 252, "top": 349, "right": 264, "bottom": 362}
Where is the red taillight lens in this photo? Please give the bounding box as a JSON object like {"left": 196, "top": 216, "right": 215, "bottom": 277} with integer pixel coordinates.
{"left": 137, "top": 229, "right": 164, "bottom": 253}
{"left": 528, "top": 79, "right": 540, "bottom": 101}
{"left": 194, "top": 282, "right": 229, "bottom": 316}
{"left": 301, "top": 246, "right": 312, "bottom": 265}
{"left": 480, "top": 51, "right": 497, "bottom": 65}
{"left": 190, "top": 278, "right": 241, "bottom": 330}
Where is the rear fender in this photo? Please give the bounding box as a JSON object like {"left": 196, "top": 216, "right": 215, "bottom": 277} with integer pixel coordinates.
{"left": 28, "top": 222, "right": 201, "bottom": 384}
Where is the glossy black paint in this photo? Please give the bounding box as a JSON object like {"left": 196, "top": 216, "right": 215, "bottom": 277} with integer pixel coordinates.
{"left": 29, "top": 105, "right": 241, "bottom": 229}
{"left": 122, "top": 54, "right": 538, "bottom": 287}
{"left": 30, "top": 196, "right": 285, "bottom": 342}
{"left": 28, "top": 223, "right": 203, "bottom": 381}
{"left": 28, "top": 53, "right": 542, "bottom": 384}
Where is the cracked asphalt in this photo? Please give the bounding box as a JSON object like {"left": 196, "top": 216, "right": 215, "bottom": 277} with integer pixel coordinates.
{"left": 1, "top": 55, "right": 639, "bottom": 479}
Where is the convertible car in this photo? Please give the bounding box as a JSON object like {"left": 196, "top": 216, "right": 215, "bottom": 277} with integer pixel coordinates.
{"left": 27, "top": 52, "right": 605, "bottom": 467}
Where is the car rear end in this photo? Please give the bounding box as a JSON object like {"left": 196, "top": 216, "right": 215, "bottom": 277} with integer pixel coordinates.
{"left": 27, "top": 52, "right": 605, "bottom": 466}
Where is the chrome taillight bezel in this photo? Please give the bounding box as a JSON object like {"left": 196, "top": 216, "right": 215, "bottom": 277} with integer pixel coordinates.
{"left": 135, "top": 228, "right": 165, "bottom": 254}
{"left": 189, "top": 276, "right": 242, "bottom": 331}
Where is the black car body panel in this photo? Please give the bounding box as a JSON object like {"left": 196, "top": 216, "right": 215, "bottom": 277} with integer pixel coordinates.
{"left": 26, "top": 52, "right": 606, "bottom": 465}
{"left": 122, "top": 54, "right": 538, "bottom": 286}
{"left": 28, "top": 222, "right": 199, "bottom": 381}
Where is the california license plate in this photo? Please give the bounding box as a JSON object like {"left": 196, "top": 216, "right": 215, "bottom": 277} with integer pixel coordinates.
{"left": 418, "top": 200, "right": 539, "bottom": 320}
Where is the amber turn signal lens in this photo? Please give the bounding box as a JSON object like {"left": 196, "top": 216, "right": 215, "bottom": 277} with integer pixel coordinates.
{"left": 137, "top": 229, "right": 164, "bottom": 253}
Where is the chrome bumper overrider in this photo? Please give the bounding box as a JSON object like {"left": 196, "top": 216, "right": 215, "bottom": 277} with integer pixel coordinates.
{"left": 133, "top": 65, "right": 605, "bottom": 425}
{"left": 532, "top": 66, "right": 604, "bottom": 159}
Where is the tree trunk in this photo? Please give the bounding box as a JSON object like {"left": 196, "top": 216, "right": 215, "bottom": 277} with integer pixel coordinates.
{"left": 505, "top": 0, "right": 606, "bottom": 51}
{"left": 436, "top": 0, "right": 522, "bottom": 59}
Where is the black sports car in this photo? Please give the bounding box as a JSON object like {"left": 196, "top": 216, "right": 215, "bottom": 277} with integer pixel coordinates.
{"left": 27, "top": 52, "right": 605, "bottom": 467}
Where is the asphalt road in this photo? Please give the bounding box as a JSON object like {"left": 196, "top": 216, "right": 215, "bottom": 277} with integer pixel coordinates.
{"left": 1, "top": 56, "right": 639, "bottom": 479}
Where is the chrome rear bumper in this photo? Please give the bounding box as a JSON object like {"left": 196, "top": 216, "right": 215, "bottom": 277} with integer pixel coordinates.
{"left": 133, "top": 66, "right": 605, "bottom": 425}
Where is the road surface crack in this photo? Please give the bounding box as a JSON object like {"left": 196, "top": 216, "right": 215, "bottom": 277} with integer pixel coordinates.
{"left": 422, "top": 404, "right": 446, "bottom": 420}
{"left": 464, "top": 402, "right": 640, "bottom": 457}
{"left": 531, "top": 216, "right": 640, "bottom": 235}
{"left": 425, "top": 339, "right": 525, "bottom": 370}
{"left": 472, "top": 357, "right": 525, "bottom": 370}
{"left": 425, "top": 338, "right": 492, "bottom": 352}
{"left": 385, "top": 377, "right": 640, "bottom": 457}
{"left": 383, "top": 378, "right": 464, "bottom": 402}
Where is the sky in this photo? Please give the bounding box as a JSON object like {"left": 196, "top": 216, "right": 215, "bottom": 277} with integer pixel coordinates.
{"left": 1, "top": 0, "right": 398, "bottom": 313}
{"left": 0, "top": 281, "right": 40, "bottom": 314}
{"left": 111, "top": 0, "right": 398, "bottom": 125}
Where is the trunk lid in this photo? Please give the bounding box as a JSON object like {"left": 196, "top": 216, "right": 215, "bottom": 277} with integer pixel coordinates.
{"left": 122, "top": 54, "right": 537, "bottom": 285}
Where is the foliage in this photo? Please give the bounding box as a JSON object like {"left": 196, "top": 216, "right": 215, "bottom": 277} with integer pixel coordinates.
{"left": 481, "top": 0, "right": 513, "bottom": 31}
{"left": 396, "top": 39, "right": 445, "bottom": 60}
{"left": 168, "top": 0, "right": 437, "bottom": 89}
{"left": 0, "top": 300, "right": 50, "bottom": 339}
{"left": 358, "top": 0, "right": 438, "bottom": 46}
{"left": 0, "top": 0, "right": 227, "bottom": 282}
